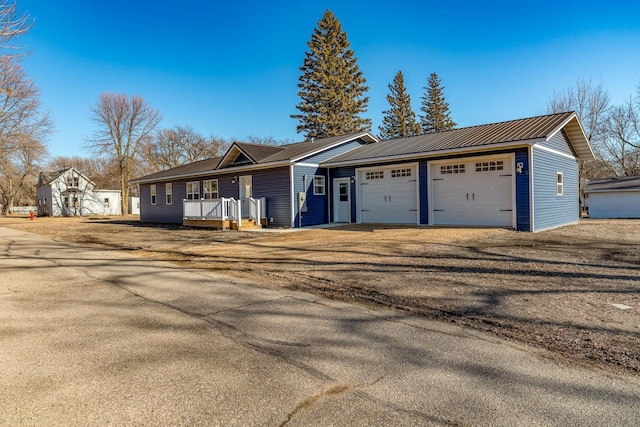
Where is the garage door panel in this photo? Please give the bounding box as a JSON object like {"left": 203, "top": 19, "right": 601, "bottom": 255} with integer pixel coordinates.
{"left": 359, "top": 165, "right": 417, "bottom": 224}
{"left": 431, "top": 157, "right": 513, "bottom": 227}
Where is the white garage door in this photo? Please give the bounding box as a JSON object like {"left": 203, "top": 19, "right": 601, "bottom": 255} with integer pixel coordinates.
{"left": 359, "top": 164, "right": 418, "bottom": 224}
{"left": 589, "top": 192, "right": 640, "bottom": 218}
{"left": 431, "top": 156, "right": 514, "bottom": 227}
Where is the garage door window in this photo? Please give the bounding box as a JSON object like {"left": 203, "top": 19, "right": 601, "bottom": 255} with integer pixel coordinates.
{"left": 475, "top": 161, "right": 504, "bottom": 172}
{"left": 365, "top": 171, "right": 384, "bottom": 180}
{"left": 440, "top": 164, "right": 465, "bottom": 174}
{"left": 391, "top": 168, "right": 412, "bottom": 178}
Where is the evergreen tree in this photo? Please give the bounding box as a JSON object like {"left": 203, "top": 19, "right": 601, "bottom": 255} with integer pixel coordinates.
{"left": 420, "top": 72, "right": 456, "bottom": 133}
{"left": 292, "top": 10, "right": 371, "bottom": 140}
{"left": 379, "top": 71, "right": 421, "bottom": 140}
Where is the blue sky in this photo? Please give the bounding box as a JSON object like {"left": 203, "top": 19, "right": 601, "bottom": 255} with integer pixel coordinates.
{"left": 19, "top": 0, "right": 640, "bottom": 159}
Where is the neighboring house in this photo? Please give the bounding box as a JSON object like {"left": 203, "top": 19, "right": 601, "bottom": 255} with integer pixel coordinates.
{"left": 129, "top": 111, "right": 593, "bottom": 232}
{"left": 584, "top": 176, "right": 640, "bottom": 218}
{"left": 37, "top": 167, "right": 122, "bottom": 216}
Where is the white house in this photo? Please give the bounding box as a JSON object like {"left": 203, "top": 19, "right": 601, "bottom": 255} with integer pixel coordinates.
{"left": 584, "top": 176, "right": 640, "bottom": 218}
{"left": 37, "top": 167, "right": 122, "bottom": 216}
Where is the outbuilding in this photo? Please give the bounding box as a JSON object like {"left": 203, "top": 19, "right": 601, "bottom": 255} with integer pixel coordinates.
{"left": 584, "top": 176, "right": 640, "bottom": 218}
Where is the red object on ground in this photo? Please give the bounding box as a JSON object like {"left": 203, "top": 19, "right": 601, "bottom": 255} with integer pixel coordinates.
{"left": 29, "top": 211, "right": 34, "bottom": 221}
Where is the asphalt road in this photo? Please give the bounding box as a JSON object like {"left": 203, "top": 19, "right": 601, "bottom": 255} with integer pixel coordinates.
{"left": 1, "top": 226, "right": 639, "bottom": 426}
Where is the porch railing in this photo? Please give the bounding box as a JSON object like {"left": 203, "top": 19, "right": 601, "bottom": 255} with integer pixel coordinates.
{"left": 184, "top": 197, "right": 266, "bottom": 227}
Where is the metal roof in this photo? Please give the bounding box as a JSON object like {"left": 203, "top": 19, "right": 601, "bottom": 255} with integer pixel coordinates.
{"left": 322, "top": 112, "right": 593, "bottom": 166}
{"left": 130, "top": 132, "right": 377, "bottom": 184}
{"left": 585, "top": 176, "right": 640, "bottom": 192}
{"left": 129, "top": 157, "right": 223, "bottom": 183}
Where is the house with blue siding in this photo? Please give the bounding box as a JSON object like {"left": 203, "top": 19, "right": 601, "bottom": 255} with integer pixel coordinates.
{"left": 130, "top": 112, "right": 593, "bottom": 232}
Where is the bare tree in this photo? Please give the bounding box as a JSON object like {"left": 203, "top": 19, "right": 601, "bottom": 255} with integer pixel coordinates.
{"left": 599, "top": 96, "right": 640, "bottom": 176}
{"left": 0, "top": 57, "right": 52, "bottom": 214}
{"left": 547, "top": 78, "right": 611, "bottom": 205}
{"left": 139, "top": 125, "right": 222, "bottom": 173}
{"left": 87, "top": 92, "right": 161, "bottom": 215}
{"left": 0, "top": 133, "right": 46, "bottom": 213}
{"left": 0, "top": 1, "right": 32, "bottom": 57}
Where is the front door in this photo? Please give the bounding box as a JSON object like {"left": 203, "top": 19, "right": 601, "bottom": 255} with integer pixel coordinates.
{"left": 239, "top": 175, "right": 252, "bottom": 217}
{"left": 333, "top": 178, "right": 350, "bottom": 222}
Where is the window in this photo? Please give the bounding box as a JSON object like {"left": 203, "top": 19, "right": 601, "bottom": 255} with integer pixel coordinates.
{"left": 440, "top": 164, "right": 465, "bottom": 174}
{"left": 150, "top": 184, "right": 157, "bottom": 205}
{"left": 66, "top": 175, "right": 79, "bottom": 187}
{"left": 391, "top": 168, "right": 412, "bottom": 178}
{"left": 203, "top": 179, "right": 218, "bottom": 199}
{"left": 365, "top": 170, "right": 384, "bottom": 180}
{"left": 104, "top": 198, "right": 110, "bottom": 207}
{"left": 186, "top": 181, "right": 200, "bottom": 200}
{"left": 339, "top": 182, "right": 348, "bottom": 202}
{"left": 166, "top": 183, "right": 172, "bottom": 205}
{"left": 63, "top": 196, "right": 70, "bottom": 209}
{"left": 557, "top": 172, "right": 563, "bottom": 195}
{"left": 475, "top": 161, "right": 504, "bottom": 172}
{"left": 313, "top": 176, "right": 325, "bottom": 195}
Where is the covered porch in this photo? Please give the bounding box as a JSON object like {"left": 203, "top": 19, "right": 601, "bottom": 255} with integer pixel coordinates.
{"left": 183, "top": 197, "right": 267, "bottom": 230}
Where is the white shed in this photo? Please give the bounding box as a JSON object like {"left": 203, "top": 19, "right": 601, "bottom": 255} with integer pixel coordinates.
{"left": 584, "top": 176, "right": 640, "bottom": 218}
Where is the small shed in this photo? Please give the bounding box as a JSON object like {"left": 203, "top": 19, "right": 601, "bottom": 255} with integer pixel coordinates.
{"left": 584, "top": 176, "right": 640, "bottom": 218}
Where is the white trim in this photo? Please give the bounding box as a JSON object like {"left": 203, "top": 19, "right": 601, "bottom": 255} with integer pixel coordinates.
{"left": 556, "top": 172, "right": 564, "bottom": 196}
{"left": 332, "top": 177, "right": 351, "bottom": 223}
{"left": 530, "top": 146, "right": 535, "bottom": 232}
{"left": 165, "top": 182, "right": 172, "bottom": 205}
{"left": 322, "top": 140, "right": 540, "bottom": 168}
{"left": 355, "top": 162, "right": 419, "bottom": 225}
{"left": 290, "top": 165, "right": 295, "bottom": 228}
{"left": 532, "top": 143, "right": 576, "bottom": 160}
{"left": 546, "top": 112, "right": 577, "bottom": 141}
{"left": 296, "top": 163, "right": 320, "bottom": 168}
{"left": 290, "top": 132, "right": 378, "bottom": 162}
{"left": 150, "top": 184, "right": 157, "bottom": 206}
{"left": 313, "top": 175, "right": 326, "bottom": 195}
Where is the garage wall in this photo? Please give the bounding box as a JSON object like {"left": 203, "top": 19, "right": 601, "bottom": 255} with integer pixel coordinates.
{"left": 293, "top": 164, "right": 327, "bottom": 227}
{"left": 514, "top": 149, "right": 531, "bottom": 231}
{"left": 588, "top": 191, "right": 640, "bottom": 218}
{"left": 532, "top": 146, "right": 579, "bottom": 231}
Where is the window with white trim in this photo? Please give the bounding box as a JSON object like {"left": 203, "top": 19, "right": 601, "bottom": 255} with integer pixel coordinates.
{"left": 440, "top": 164, "right": 465, "bottom": 174}
{"left": 166, "top": 183, "right": 172, "bottom": 205}
{"left": 150, "top": 184, "right": 157, "bottom": 205}
{"left": 203, "top": 179, "right": 218, "bottom": 199}
{"left": 186, "top": 181, "right": 200, "bottom": 200}
{"left": 391, "top": 168, "right": 412, "bottom": 178}
{"left": 313, "top": 175, "right": 325, "bottom": 195}
{"left": 475, "top": 161, "right": 504, "bottom": 172}
{"left": 557, "top": 172, "right": 563, "bottom": 195}
{"left": 104, "top": 198, "right": 110, "bottom": 207}
{"left": 63, "top": 195, "right": 70, "bottom": 209}
{"left": 365, "top": 170, "right": 384, "bottom": 180}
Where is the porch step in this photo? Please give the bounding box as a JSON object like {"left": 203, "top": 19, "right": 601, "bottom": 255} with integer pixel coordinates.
{"left": 230, "top": 218, "right": 263, "bottom": 231}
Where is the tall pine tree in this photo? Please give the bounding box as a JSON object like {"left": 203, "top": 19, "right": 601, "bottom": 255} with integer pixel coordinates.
{"left": 379, "top": 71, "right": 421, "bottom": 140}
{"left": 292, "top": 10, "right": 371, "bottom": 140}
{"left": 420, "top": 72, "right": 456, "bottom": 133}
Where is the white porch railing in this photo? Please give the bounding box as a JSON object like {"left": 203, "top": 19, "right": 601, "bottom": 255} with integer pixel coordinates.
{"left": 184, "top": 197, "right": 266, "bottom": 227}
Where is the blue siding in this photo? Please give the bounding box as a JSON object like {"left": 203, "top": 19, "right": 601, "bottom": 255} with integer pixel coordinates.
{"left": 292, "top": 165, "right": 328, "bottom": 227}
{"left": 514, "top": 148, "right": 532, "bottom": 231}
{"left": 329, "top": 167, "right": 357, "bottom": 223}
{"left": 537, "top": 130, "right": 576, "bottom": 157}
{"left": 298, "top": 138, "right": 370, "bottom": 164}
{"left": 419, "top": 162, "right": 429, "bottom": 224}
{"left": 532, "top": 147, "right": 579, "bottom": 231}
{"left": 250, "top": 167, "right": 291, "bottom": 227}
{"left": 139, "top": 167, "right": 292, "bottom": 226}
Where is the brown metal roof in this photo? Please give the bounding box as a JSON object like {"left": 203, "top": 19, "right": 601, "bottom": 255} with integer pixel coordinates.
{"left": 258, "top": 132, "right": 377, "bottom": 163}
{"left": 234, "top": 142, "right": 285, "bottom": 162}
{"left": 585, "top": 176, "right": 640, "bottom": 192}
{"left": 130, "top": 157, "right": 223, "bottom": 183}
{"left": 322, "top": 112, "right": 592, "bottom": 166}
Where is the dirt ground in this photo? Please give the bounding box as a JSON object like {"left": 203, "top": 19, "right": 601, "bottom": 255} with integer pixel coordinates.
{"left": 2, "top": 215, "right": 639, "bottom": 377}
